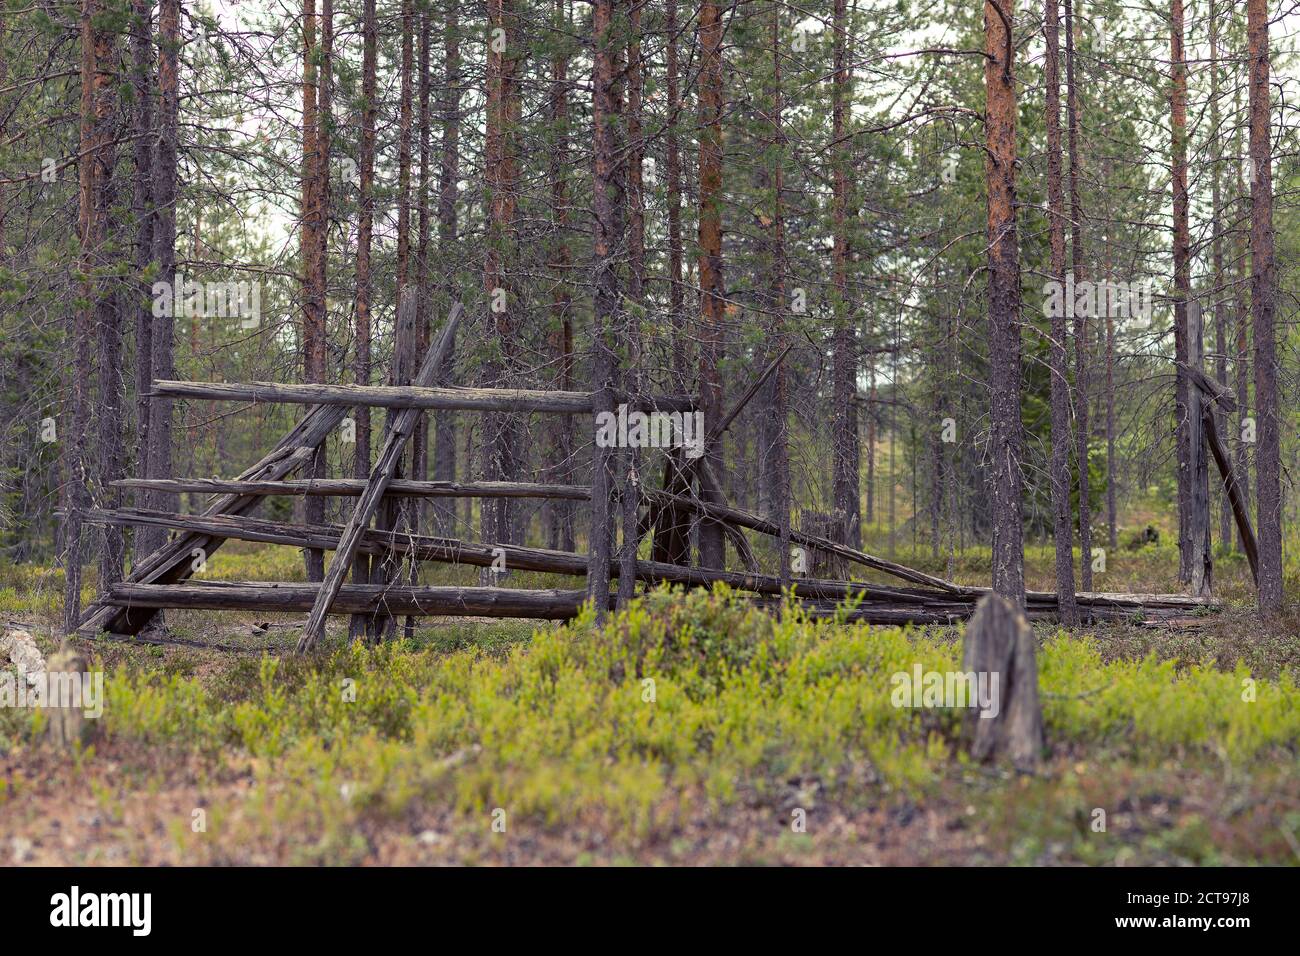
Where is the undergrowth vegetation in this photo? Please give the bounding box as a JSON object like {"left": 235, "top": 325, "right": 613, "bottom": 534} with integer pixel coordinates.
{"left": 2, "top": 582, "right": 1297, "bottom": 864}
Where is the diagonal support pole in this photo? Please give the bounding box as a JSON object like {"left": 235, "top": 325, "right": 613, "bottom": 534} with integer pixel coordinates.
{"left": 297, "top": 302, "right": 464, "bottom": 652}
{"left": 81, "top": 400, "right": 351, "bottom": 635}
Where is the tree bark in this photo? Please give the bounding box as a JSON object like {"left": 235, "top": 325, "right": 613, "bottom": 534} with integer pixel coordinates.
{"left": 1247, "top": 0, "right": 1282, "bottom": 611}
{"left": 1170, "top": 0, "right": 1193, "bottom": 583}
{"left": 831, "top": 0, "right": 860, "bottom": 550}
{"left": 545, "top": 0, "right": 574, "bottom": 552}
{"left": 433, "top": 2, "right": 462, "bottom": 538}
{"left": 588, "top": 0, "right": 624, "bottom": 619}
{"left": 130, "top": 0, "right": 157, "bottom": 557}
{"left": 349, "top": 0, "right": 378, "bottom": 639}
{"left": 618, "top": 0, "right": 646, "bottom": 607}
{"left": 985, "top": 0, "right": 1025, "bottom": 606}
{"left": 696, "top": 0, "right": 726, "bottom": 570}
{"left": 482, "top": 0, "right": 522, "bottom": 555}
{"left": 1064, "top": 0, "right": 1091, "bottom": 590}
{"left": 1209, "top": 4, "right": 1232, "bottom": 550}
{"left": 300, "top": 0, "right": 329, "bottom": 581}
{"left": 67, "top": 0, "right": 115, "bottom": 630}
{"left": 1044, "top": 0, "right": 1078, "bottom": 624}
{"left": 147, "top": 0, "right": 180, "bottom": 586}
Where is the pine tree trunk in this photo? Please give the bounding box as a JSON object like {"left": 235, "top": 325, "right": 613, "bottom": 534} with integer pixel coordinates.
{"left": 1044, "top": 0, "right": 1078, "bottom": 623}
{"left": 1170, "top": 0, "right": 1193, "bottom": 583}
{"left": 1247, "top": 0, "right": 1282, "bottom": 611}
{"left": 618, "top": 1, "right": 645, "bottom": 607}
{"left": 481, "top": 0, "right": 522, "bottom": 555}
{"left": 545, "top": 0, "right": 574, "bottom": 551}
{"left": 697, "top": 0, "right": 726, "bottom": 569}
{"left": 1064, "top": 0, "right": 1091, "bottom": 591}
{"left": 350, "top": 0, "right": 378, "bottom": 639}
{"left": 300, "top": 0, "right": 328, "bottom": 581}
{"left": 433, "top": 2, "right": 461, "bottom": 537}
{"left": 665, "top": 0, "right": 686, "bottom": 381}
{"left": 130, "top": 0, "right": 157, "bottom": 557}
{"left": 1232, "top": 76, "right": 1251, "bottom": 553}
{"left": 588, "top": 0, "right": 624, "bottom": 618}
{"left": 770, "top": 0, "right": 791, "bottom": 585}
{"left": 147, "top": 0, "right": 180, "bottom": 589}
{"left": 1209, "top": 6, "right": 1233, "bottom": 550}
{"left": 830, "top": 0, "right": 860, "bottom": 550}
{"left": 985, "top": 0, "right": 1025, "bottom": 606}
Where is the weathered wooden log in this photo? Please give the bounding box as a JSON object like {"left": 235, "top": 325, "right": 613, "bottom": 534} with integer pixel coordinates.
{"left": 82, "top": 508, "right": 1217, "bottom": 625}
{"left": 646, "top": 488, "right": 969, "bottom": 594}
{"left": 44, "top": 646, "right": 97, "bottom": 750}
{"left": 108, "top": 581, "right": 606, "bottom": 619}
{"left": 150, "top": 380, "right": 694, "bottom": 414}
{"left": 81, "top": 507, "right": 911, "bottom": 601}
{"left": 104, "top": 579, "right": 1201, "bottom": 628}
{"left": 299, "top": 304, "right": 464, "bottom": 652}
{"left": 80, "top": 399, "right": 352, "bottom": 635}
{"left": 961, "top": 594, "right": 1044, "bottom": 771}
{"left": 113, "top": 477, "right": 593, "bottom": 500}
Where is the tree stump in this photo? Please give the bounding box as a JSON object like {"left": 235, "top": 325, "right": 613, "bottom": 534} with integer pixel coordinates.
{"left": 44, "top": 647, "right": 96, "bottom": 750}
{"left": 961, "top": 594, "right": 1044, "bottom": 771}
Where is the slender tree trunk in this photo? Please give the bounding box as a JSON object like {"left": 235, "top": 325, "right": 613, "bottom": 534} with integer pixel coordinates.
{"left": 617, "top": 0, "right": 645, "bottom": 606}
{"left": 413, "top": 8, "right": 432, "bottom": 497}
{"left": 588, "top": 0, "right": 624, "bottom": 618}
{"left": 985, "top": 0, "right": 1025, "bottom": 606}
{"left": 831, "top": 0, "right": 860, "bottom": 550}
{"left": 433, "top": 2, "right": 461, "bottom": 536}
{"left": 397, "top": 0, "right": 413, "bottom": 292}
{"left": 130, "top": 0, "right": 157, "bottom": 558}
{"left": 300, "top": 0, "right": 328, "bottom": 581}
{"left": 697, "top": 0, "right": 726, "bottom": 569}
{"left": 1247, "top": 0, "right": 1282, "bottom": 610}
{"left": 67, "top": 0, "right": 114, "bottom": 630}
{"left": 1045, "top": 0, "right": 1078, "bottom": 623}
{"left": 1064, "top": 0, "right": 1091, "bottom": 590}
{"left": 405, "top": 7, "right": 432, "bottom": 637}
{"left": 147, "top": 0, "right": 180, "bottom": 590}
{"left": 349, "top": 0, "right": 377, "bottom": 639}
{"left": 0, "top": 10, "right": 6, "bottom": 255}
{"left": 770, "top": 0, "right": 791, "bottom": 585}
{"left": 665, "top": 0, "right": 686, "bottom": 381}
{"left": 1170, "top": 0, "right": 1193, "bottom": 583}
{"left": 1105, "top": 282, "right": 1117, "bottom": 551}
{"left": 1209, "top": 5, "right": 1232, "bottom": 550}
{"left": 482, "top": 0, "right": 522, "bottom": 556}
{"left": 1232, "top": 77, "right": 1251, "bottom": 552}
{"left": 544, "top": 0, "right": 574, "bottom": 552}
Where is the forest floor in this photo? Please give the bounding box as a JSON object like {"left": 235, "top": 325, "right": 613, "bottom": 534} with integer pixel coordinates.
{"left": 1, "top": 534, "right": 1298, "bottom": 866}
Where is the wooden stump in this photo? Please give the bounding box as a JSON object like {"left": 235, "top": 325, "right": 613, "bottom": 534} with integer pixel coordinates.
{"left": 44, "top": 647, "right": 96, "bottom": 750}
{"left": 961, "top": 594, "right": 1044, "bottom": 771}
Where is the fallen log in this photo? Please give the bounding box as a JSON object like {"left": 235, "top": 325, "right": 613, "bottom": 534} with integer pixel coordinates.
{"left": 82, "top": 507, "right": 913, "bottom": 601}
{"left": 104, "top": 580, "right": 1207, "bottom": 627}
{"left": 151, "top": 380, "right": 694, "bottom": 414}
{"left": 112, "top": 477, "right": 593, "bottom": 500}
{"left": 82, "top": 509, "right": 1218, "bottom": 623}
{"left": 108, "top": 581, "right": 604, "bottom": 619}
{"left": 644, "top": 488, "right": 969, "bottom": 594}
